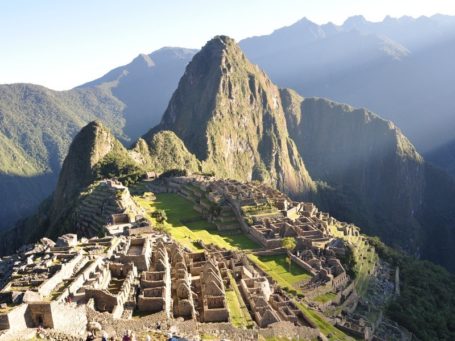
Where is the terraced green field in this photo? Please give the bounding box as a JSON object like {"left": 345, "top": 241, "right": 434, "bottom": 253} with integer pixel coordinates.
{"left": 134, "top": 192, "right": 260, "bottom": 251}
{"left": 248, "top": 254, "right": 311, "bottom": 292}
{"left": 134, "top": 191, "right": 352, "bottom": 340}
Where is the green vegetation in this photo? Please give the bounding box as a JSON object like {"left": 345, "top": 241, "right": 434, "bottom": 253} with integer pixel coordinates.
{"left": 227, "top": 272, "right": 254, "bottom": 328}
{"left": 314, "top": 292, "right": 337, "bottom": 304}
{"left": 282, "top": 237, "right": 297, "bottom": 271}
{"left": 134, "top": 193, "right": 260, "bottom": 251}
{"left": 241, "top": 201, "right": 279, "bottom": 217}
{"left": 352, "top": 241, "right": 377, "bottom": 296}
{"left": 139, "top": 131, "right": 201, "bottom": 174}
{"left": 248, "top": 254, "right": 311, "bottom": 293}
{"left": 368, "top": 236, "right": 455, "bottom": 341}
{"left": 225, "top": 290, "right": 247, "bottom": 327}
{"left": 339, "top": 243, "right": 358, "bottom": 279}
{"left": 151, "top": 209, "right": 167, "bottom": 223}
{"left": 293, "top": 300, "right": 353, "bottom": 340}
{"left": 94, "top": 146, "right": 145, "bottom": 186}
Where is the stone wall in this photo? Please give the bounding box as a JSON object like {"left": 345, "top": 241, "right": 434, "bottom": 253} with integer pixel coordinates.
{"left": 119, "top": 238, "right": 151, "bottom": 271}
{"left": 38, "top": 252, "right": 85, "bottom": 297}
{"left": 290, "top": 253, "right": 317, "bottom": 276}
{"left": 0, "top": 304, "right": 28, "bottom": 331}
{"left": 254, "top": 248, "right": 286, "bottom": 256}
{"left": 85, "top": 289, "right": 119, "bottom": 313}
{"left": 51, "top": 301, "right": 87, "bottom": 336}
{"left": 26, "top": 303, "right": 53, "bottom": 328}
{"left": 203, "top": 305, "right": 229, "bottom": 322}
{"left": 56, "top": 258, "right": 105, "bottom": 302}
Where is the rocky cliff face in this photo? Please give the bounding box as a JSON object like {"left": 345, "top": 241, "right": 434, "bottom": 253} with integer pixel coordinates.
{"left": 281, "top": 91, "right": 426, "bottom": 251}
{"left": 149, "top": 36, "right": 315, "bottom": 197}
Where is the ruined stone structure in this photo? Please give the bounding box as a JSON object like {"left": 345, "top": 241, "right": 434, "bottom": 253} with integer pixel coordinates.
{"left": 0, "top": 175, "right": 370, "bottom": 339}
{"left": 118, "top": 237, "right": 152, "bottom": 271}
{"left": 138, "top": 240, "right": 172, "bottom": 317}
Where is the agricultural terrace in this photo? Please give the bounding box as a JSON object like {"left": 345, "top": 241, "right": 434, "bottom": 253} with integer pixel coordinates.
{"left": 134, "top": 192, "right": 260, "bottom": 251}
{"left": 248, "top": 254, "right": 311, "bottom": 293}
{"left": 133, "top": 190, "right": 352, "bottom": 340}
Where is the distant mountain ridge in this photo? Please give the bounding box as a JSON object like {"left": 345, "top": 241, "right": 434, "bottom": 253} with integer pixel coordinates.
{"left": 78, "top": 47, "right": 197, "bottom": 138}
{"left": 239, "top": 14, "right": 455, "bottom": 152}
{"left": 426, "top": 138, "right": 455, "bottom": 178}
{"left": 0, "top": 47, "right": 195, "bottom": 231}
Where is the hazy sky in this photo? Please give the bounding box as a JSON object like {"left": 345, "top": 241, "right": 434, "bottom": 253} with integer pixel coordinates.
{"left": 1, "top": 0, "right": 454, "bottom": 90}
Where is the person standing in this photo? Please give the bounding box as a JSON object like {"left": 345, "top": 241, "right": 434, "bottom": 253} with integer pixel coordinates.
{"left": 85, "top": 332, "right": 95, "bottom": 341}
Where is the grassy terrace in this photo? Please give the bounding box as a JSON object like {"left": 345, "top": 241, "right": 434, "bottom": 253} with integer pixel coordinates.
{"left": 227, "top": 272, "right": 255, "bottom": 328}
{"left": 248, "top": 254, "right": 311, "bottom": 292}
{"left": 133, "top": 190, "right": 351, "bottom": 340}
{"left": 293, "top": 300, "right": 353, "bottom": 341}
{"left": 134, "top": 193, "right": 260, "bottom": 251}
{"left": 314, "top": 292, "right": 337, "bottom": 304}
{"left": 327, "top": 224, "right": 377, "bottom": 297}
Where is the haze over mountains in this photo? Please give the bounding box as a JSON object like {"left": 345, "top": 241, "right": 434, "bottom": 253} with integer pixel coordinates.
{"left": 1, "top": 15, "right": 455, "bottom": 273}
{"left": 240, "top": 14, "right": 455, "bottom": 152}
{"left": 1, "top": 35, "right": 455, "bottom": 277}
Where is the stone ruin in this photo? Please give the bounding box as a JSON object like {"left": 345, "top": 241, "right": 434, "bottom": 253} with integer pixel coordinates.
{"left": 159, "top": 176, "right": 363, "bottom": 322}
{"left": 0, "top": 175, "right": 375, "bottom": 340}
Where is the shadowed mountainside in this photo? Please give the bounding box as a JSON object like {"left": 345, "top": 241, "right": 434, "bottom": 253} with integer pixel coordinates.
{"left": 425, "top": 138, "right": 455, "bottom": 178}
{"left": 0, "top": 48, "right": 195, "bottom": 231}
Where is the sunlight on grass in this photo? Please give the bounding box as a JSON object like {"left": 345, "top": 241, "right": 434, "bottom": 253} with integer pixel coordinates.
{"left": 134, "top": 193, "right": 260, "bottom": 251}
{"left": 248, "top": 254, "right": 311, "bottom": 291}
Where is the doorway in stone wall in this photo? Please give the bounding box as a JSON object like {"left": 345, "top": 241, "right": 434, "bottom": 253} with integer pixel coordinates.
{"left": 37, "top": 314, "right": 43, "bottom": 326}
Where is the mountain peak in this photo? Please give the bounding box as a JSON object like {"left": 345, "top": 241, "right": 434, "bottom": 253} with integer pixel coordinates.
{"left": 201, "top": 35, "right": 239, "bottom": 58}
{"left": 50, "top": 121, "right": 120, "bottom": 219}
{"left": 152, "top": 36, "right": 316, "bottom": 197}
{"left": 130, "top": 53, "right": 155, "bottom": 68}
{"left": 343, "top": 15, "right": 368, "bottom": 29}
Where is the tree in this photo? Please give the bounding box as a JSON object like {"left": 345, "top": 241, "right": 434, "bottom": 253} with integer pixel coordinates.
{"left": 282, "top": 237, "right": 297, "bottom": 271}
{"left": 152, "top": 209, "right": 167, "bottom": 223}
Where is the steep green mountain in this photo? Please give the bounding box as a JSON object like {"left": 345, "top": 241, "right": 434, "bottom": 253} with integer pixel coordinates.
{"left": 0, "top": 121, "right": 201, "bottom": 254}
{"left": 48, "top": 121, "right": 136, "bottom": 227}
{"left": 0, "top": 121, "right": 135, "bottom": 253}
{"left": 148, "top": 36, "right": 315, "bottom": 197}
{"left": 0, "top": 83, "right": 126, "bottom": 230}
{"left": 0, "top": 47, "right": 195, "bottom": 231}
{"left": 281, "top": 92, "right": 425, "bottom": 250}
{"left": 279, "top": 90, "right": 455, "bottom": 271}
{"left": 133, "top": 131, "right": 201, "bottom": 174}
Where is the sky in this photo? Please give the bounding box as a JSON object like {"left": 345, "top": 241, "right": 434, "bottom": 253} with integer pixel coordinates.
{"left": 1, "top": 0, "right": 455, "bottom": 90}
